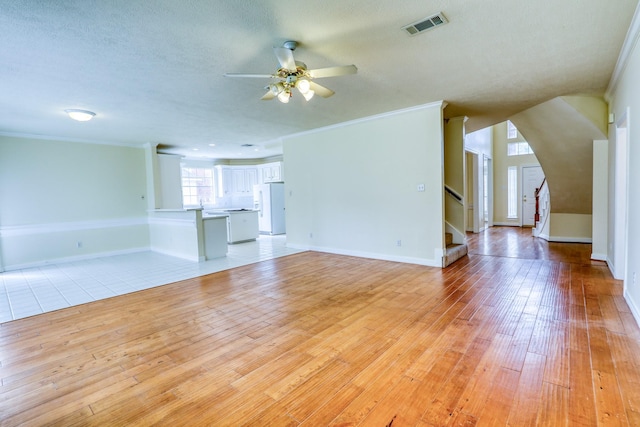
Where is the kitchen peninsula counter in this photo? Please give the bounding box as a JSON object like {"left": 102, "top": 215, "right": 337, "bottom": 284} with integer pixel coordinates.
{"left": 148, "top": 208, "right": 227, "bottom": 261}
{"left": 204, "top": 209, "right": 259, "bottom": 243}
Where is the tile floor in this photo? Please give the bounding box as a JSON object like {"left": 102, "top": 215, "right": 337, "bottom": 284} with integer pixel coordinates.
{"left": 0, "top": 235, "right": 303, "bottom": 323}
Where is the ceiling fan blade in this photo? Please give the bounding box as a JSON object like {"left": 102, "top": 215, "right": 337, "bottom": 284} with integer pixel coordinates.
{"left": 308, "top": 64, "right": 357, "bottom": 79}
{"left": 224, "top": 73, "right": 275, "bottom": 78}
{"left": 261, "top": 90, "right": 277, "bottom": 100}
{"left": 273, "top": 47, "right": 297, "bottom": 71}
{"left": 309, "top": 81, "right": 335, "bottom": 98}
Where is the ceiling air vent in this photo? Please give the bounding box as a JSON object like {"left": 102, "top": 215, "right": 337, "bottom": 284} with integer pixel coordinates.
{"left": 402, "top": 12, "right": 448, "bottom": 36}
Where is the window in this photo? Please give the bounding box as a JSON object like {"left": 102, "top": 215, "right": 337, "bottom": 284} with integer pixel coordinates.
{"left": 181, "top": 166, "right": 214, "bottom": 207}
{"left": 507, "top": 120, "right": 518, "bottom": 139}
{"left": 507, "top": 166, "right": 518, "bottom": 219}
{"left": 507, "top": 141, "right": 534, "bottom": 156}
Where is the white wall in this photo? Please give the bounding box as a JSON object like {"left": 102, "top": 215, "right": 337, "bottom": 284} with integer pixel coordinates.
{"left": 157, "top": 154, "right": 184, "bottom": 209}
{"left": 465, "top": 126, "right": 492, "bottom": 158}
{"left": 548, "top": 213, "right": 592, "bottom": 243}
{"left": 283, "top": 102, "right": 446, "bottom": 267}
{"left": 444, "top": 117, "right": 466, "bottom": 239}
{"left": 607, "top": 4, "right": 640, "bottom": 324}
{"left": 148, "top": 209, "right": 205, "bottom": 262}
{"left": 0, "top": 135, "right": 149, "bottom": 270}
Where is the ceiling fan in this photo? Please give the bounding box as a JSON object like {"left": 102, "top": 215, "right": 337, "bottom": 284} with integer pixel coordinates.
{"left": 224, "top": 41, "right": 357, "bottom": 103}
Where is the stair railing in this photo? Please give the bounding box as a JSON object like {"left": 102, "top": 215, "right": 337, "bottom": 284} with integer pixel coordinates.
{"left": 532, "top": 178, "right": 550, "bottom": 238}
{"left": 534, "top": 177, "right": 546, "bottom": 223}
{"left": 444, "top": 185, "right": 463, "bottom": 205}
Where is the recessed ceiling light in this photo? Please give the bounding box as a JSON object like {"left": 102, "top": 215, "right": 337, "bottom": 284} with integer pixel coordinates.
{"left": 209, "top": 143, "right": 216, "bottom": 147}
{"left": 64, "top": 109, "right": 96, "bottom": 122}
{"left": 192, "top": 148, "right": 199, "bottom": 151}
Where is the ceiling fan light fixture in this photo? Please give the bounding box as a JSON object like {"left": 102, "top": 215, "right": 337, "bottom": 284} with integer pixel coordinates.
{"left": 270, "top": 82, "right": 285, "bottom": 95}
{"left": 65, "top": 109, "right": 96, "bottom": 122}
{"left": 277, "top": 90, "right": 290, "bottom": 103}
{"left": 302, "top": 90, "right": 315, "bottom": 101}
{"left": 296, "top": 78, "right": 311, "bottom": 94}
{"left": 225, "top": 40, "right": 356, "bottom": 103}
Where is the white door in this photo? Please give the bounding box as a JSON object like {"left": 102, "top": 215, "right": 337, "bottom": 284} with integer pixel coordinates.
{"left": 257, "top": 184, "right": 272, "bottom": 233}
{"left": 522, "top": 166, "right": 544, "bottom": 226}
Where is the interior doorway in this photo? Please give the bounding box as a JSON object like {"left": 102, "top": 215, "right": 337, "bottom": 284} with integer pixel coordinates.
{"left": 465, "top": 151, "right": 493, "bottom": 233}
{"left": 522, "top": 165, "right": 544, "bottom": 227}
{"left": 482, "top": 156, "right": 492, "bottom": 232}
{"left": 465, "top": 152, "right": 475, "bottom": 232}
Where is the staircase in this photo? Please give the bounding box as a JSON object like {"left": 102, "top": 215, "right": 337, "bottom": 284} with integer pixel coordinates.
{"left": 444, "top": 232, "right": 468, "bottom": 267}
{"left": 532, "top": 178, "right": 550, "bottom": 239}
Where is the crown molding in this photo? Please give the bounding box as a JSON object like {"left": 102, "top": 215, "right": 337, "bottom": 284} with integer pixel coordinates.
{"left": 0, "top": 130, "right": 144, "bottom": 149}
{"left": 605, "top": 2, "right": 640, "bottom": 101}
{"left": 281, "top": 100, "right": 447, "bottom": 141}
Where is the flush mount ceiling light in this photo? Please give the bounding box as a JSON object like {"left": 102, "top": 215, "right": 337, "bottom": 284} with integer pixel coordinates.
{"left": 64, "top": 109, "right": 96, "bottom": 122}
{"left": 224, "top": 41, "right": 357, "bottom": 103}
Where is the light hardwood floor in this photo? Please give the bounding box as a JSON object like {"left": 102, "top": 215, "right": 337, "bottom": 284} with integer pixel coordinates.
{"left": 1, "top": 227, "right": 639, "bottom": 426}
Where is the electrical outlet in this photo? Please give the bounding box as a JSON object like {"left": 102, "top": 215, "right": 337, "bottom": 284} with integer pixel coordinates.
{"left": 417, "top": 184, "right": 425, "bottom": 192}
{"left": 76, "top": 241, "right": 83, "bottom": 248}
{"left": 396, "top": 240, "right": 402, "bottom": 247}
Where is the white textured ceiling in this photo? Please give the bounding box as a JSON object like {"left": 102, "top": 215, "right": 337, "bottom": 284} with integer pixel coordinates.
{"left": 0, "top": 0, "right": 636, "bottom": 160}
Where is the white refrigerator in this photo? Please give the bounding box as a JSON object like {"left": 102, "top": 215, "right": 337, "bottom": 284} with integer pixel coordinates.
{"left": 253, "top": 183, "right": 286, "bottom": 235}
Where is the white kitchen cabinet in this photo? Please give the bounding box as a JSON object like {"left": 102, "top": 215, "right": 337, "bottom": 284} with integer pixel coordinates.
{"left": 232, "top": 169, "right": 246, "bottom": 194}
{"left": 226, "top": 210, "right": 259, "bottom": 243}
{"left": 270, "top": 164, "right": 281, "bottom": 181}
{"left": 259, "top": 162, "right": 283, "bottom": 183}
{"left": 239, "top": 167, "right": 258, "bottom": 193}
{"left": 245, "top": 168, "right": 258, "bottom": 190}
{"left": 233, "top": 167, "right": 258, "bottom": 194}
{"left": 203, "top": 216, "right": 228, "bottom": 259}
{"left": 216, "top": 166, "right": 233, "bottom": 197}
{"left": 216, "top": 165, "right": 260, "bottom": 197}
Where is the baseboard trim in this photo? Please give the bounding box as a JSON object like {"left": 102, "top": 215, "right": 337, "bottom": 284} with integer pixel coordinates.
{"left": 591, "top": 253, "right": 607, "bottom": 261}
{"left": 149, "top": 247, "right": 204, "bottom": 262}
{"left": 3, "top": 247, "right": 149, "bottom": 272}
{"left": 624, "top": 289, "right": 640, "bottom": 331}
{"left": 286, "top": 244, "right": 442, "bottom": 268}
{"left": 536, "top": 233, "right": 592, "bottom": 243}
{"left": 607, "top": 256, "right": 618, "bottom": 279}
{"left": 606, "top": 256, "right": 626, "bottom": 280}
{"left": 492, "top": 222, "right": 521, "bottom": 227}
{"left": 549, "top": 236, "right": 592, "bottom": 243}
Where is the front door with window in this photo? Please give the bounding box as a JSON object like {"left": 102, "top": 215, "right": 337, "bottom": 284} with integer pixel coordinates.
{"left": 522, "top": 165, "right": 544, "bottom": 227}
